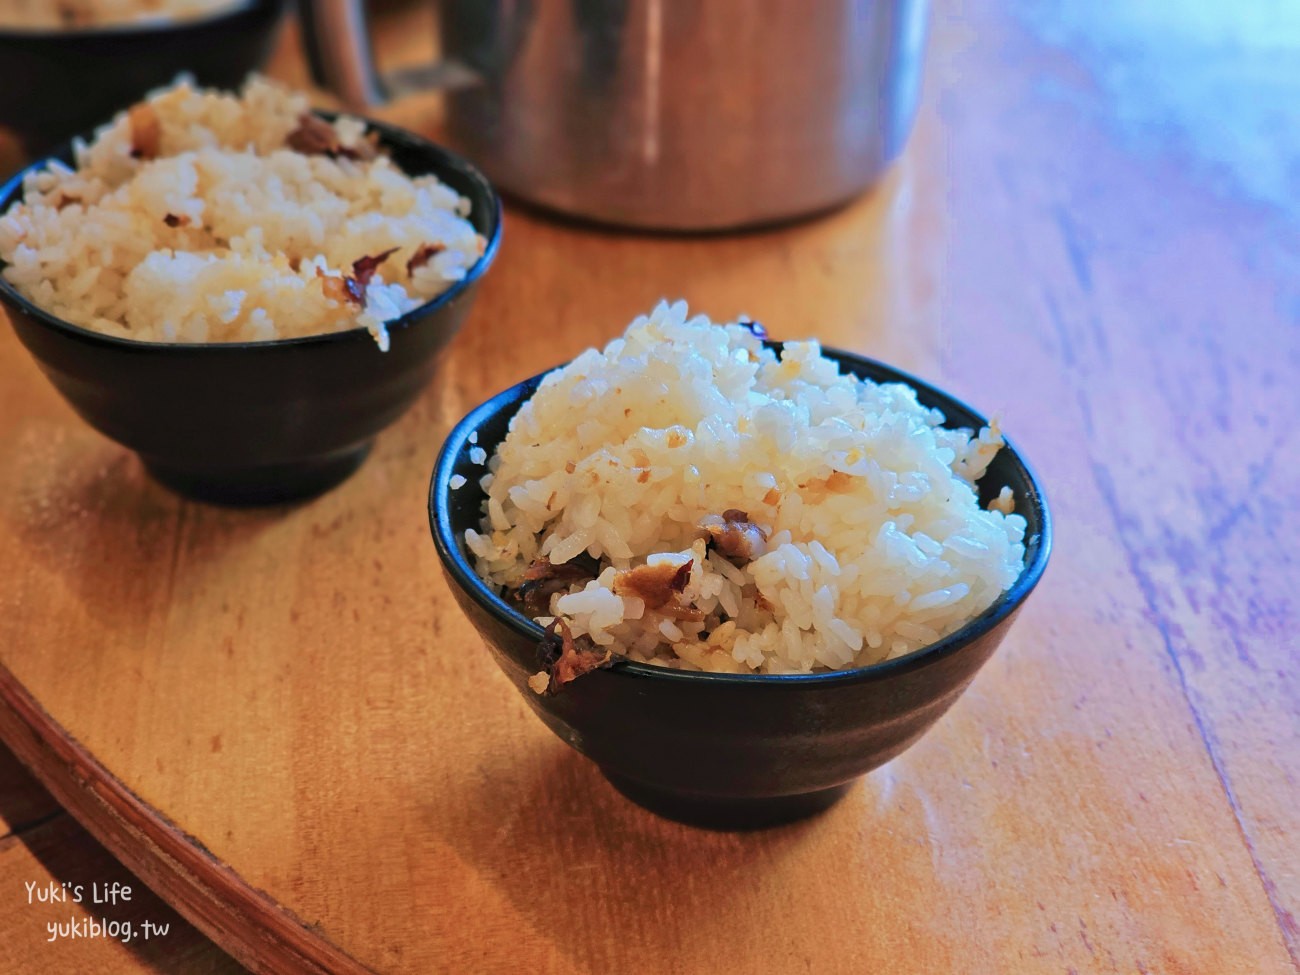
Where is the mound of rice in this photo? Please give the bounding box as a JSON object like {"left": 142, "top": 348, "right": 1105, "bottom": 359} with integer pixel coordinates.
{"left": 466, "top": 301, "right": 1028, "bottom": 676}
{"left": 0, "top": 0, "right": 242, "bottom": 28}
{"left": 0, "top": 76, "right": 484, "bottom": 349}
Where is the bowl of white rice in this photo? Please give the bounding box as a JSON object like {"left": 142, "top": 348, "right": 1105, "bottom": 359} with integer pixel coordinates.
{"left": 430, "top": 302, "right": 1051, "bottom": 828}
{"left": 0, "top": 0, "right": 285, "bottom": 151}
{"left": 0, "top": 78, "right": 500, "bottom": 504}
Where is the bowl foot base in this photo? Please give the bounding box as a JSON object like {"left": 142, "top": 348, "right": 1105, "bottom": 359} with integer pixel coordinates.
{"left": 143, "top": 443, "right": 372, "bottom": 506}
{"left": 601, "top": 770, "right": 854, "bottom": 830}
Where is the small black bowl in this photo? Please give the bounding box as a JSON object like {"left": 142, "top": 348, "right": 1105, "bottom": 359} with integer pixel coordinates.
{"left": 430, "top": 346, "right": 1051, "bottom": 829}
{"left": 0, "top": 0, "right": 287, "bottom": 154}
{"left": 0, "top": 116, "right": 501, "bottom": 505}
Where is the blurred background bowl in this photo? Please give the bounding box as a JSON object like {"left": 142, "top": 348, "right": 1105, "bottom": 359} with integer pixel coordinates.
{"left": 0, "top": 115, "right": 501, "bottom": 505}
{"left": 0, "top": 0, "right": 287, "bottom": 154}
{"left": 430, "top": 346, "right": 1052, "bottom": 829}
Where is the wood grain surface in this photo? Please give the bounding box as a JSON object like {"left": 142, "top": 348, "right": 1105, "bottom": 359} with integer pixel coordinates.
{"left": 0, "top": 742, "right": 249, "bottom": 974}
{"left": 1, "top": 1, "right": 1297, "bottom": 973}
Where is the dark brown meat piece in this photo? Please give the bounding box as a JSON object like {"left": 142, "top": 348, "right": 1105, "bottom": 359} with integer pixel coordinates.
{"left": 700, "top": 509, "right": 769, "bottom": 564}
{"left": 610, "top": 560, "right": 702, "bottom": 621}
{"left": 316, "top": 267, "right": 365, "bottom": 306}
{"left": 351, "top": 247, "right": 399, "bottom": 289}
{"left": 613, "top": 560, "right": 692, "bottom": 611}
{"left": 163, "top": 213, "right": 190, "bottom": 228}
{"left": 536, "top": 618, "right": 614, "bottom": 693}
{"left": 314, "top": 249, "right": 399, "bottom": 307}
{"left": 509, "top": 554, "right": 600, "bottom": 616}
{"left": 286, "top": 113, "right": 379, "bottom": 161}
{"left": 405, "top": 242, "right": 446, "bottom": 277}
{"left": 287, "top": 113, "right": 341, "bottom": 155}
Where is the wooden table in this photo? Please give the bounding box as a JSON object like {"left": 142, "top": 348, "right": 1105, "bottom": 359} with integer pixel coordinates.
{"left": 2, "top": 1, "right": 1297, "bottom": 973}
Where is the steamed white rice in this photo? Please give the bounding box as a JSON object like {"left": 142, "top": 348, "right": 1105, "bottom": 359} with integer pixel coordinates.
{"left": 467, "top": 302, "right": 1028, "bottom": 675}
{"left": 0, "top": 0, "right": 244, "bottom": 29}
{"left": 0, "top": 76, "right": 484, "bottom": 349}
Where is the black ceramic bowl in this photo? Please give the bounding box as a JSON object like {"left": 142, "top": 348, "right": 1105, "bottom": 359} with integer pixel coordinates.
{"left": 0, "top": 116, "right": 501, "bottom": 505}
{"left": 0, "top": 0, "right": 286, "bottom": 153}
{"left": 430, "top": 346, "right": 1051, "bottom": 829}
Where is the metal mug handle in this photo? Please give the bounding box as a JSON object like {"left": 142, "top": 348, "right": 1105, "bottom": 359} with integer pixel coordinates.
{"left": 298, "top": 0, "right": 478, "bottom": 109}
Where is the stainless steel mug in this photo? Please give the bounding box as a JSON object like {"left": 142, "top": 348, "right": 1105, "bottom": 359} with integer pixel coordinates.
{"left": 301, "top": 0, "right": 929, "bottom": 230}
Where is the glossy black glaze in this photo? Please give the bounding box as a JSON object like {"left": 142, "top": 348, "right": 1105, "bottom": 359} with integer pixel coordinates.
{"left": 0, "top": 0, "right": 287, "bottom": 154}
{"left": 0, "top": 118, "right": 502, "bottom": 505}
{"left": 430, "top": 348, "right": 1052, "bottom": 829}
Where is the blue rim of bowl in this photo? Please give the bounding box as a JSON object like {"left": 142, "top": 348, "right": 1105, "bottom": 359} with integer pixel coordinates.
{"left": 0, "top": 0, "right": 278, "bottom": 38}
{"left": 429, "top": 345, "right": 1053, "bottom": 688}
{"left": 0, "top": 111, "right": 502, "bottom": 353}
